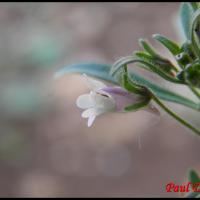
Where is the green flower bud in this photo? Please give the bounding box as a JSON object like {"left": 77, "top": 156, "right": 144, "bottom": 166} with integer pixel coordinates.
{"left": 175, "top": 52, "right": 193, "bottom": 68}
{"left": 181, "top": 41, "right": 197, "bottom": 60}
{"left": 184, "top": 63, "right": 200, "bottom": 88}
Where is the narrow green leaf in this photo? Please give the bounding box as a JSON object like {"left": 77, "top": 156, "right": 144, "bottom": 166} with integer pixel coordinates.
{"left": 153, "top": 34, "right": 181, "bottom": 55}
{"left": 111, "top": 56, "right": 182, "bottom": 83}
{"left": 190, "top": 7, "right": 200, "bottom": 58}
{"left": 135, "top": 51, "right": 153, "bottom": 61}
{"left": 139, "top": 39, "right": 158, "bottom": 57}
{"left": 110, "top": 56, "right": 138, "bottom": 76}
{"left": 180, "top": 2, "right": 194, "bottom": 40}
{"left": 54, "top": 63, "right": 116, "bottom": 83}
{"left": 54, "top": 63, "right": 199, "bottom": 111}
{"left": 135, "top": 51, "right": 177, "bottom": 73}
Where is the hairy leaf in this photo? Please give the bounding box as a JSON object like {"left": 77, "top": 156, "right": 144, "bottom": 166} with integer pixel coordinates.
{"left": 180, "top": 2, "right": 194, "bottom": 40}
{"left": 153, "top": 34, "right": 181, "bottom": 55}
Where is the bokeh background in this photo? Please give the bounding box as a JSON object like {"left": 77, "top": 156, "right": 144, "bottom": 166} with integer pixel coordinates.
{"left": 0, "top": 2, "right": 200, "bottom": 197}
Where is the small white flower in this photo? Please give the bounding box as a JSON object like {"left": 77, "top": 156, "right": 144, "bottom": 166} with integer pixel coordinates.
{"left": 76, "top": 75, "right": 116, "bottom": 127}
{"left": 76, "top": 74, "right": 159, "bottom": 127}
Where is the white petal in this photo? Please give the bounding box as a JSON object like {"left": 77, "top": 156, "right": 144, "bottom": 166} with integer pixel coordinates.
{"left": 76, "top": 94, "right": 94, "bottom": 109}
{"left": 87, "top": 115, "right": 96, "bottom": 127}
{"left": 83, "top": 74, "right": 107, "bottom": 91}
{"left": 81, "top": 108, "right": 105, "bottom": 118}
{"left": 82, "top": 107, "right": 106, "bottom": 127}
{"left": 81, "top": 108, "right": 95, "bottom": 118}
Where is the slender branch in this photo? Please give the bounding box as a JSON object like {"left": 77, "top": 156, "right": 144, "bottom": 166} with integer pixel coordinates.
{"left": 188, "top": 85, "right": 200, "bottom": 100}
{"left": 151, "top": 94, "right": 200, "bottom": 136}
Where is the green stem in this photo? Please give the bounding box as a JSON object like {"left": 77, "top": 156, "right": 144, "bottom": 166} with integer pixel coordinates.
{"left": 151, "top": 94, "right": 200, "bottom": 136}
{"left": 188, "top": 85, "right": 200, "bottom": 100}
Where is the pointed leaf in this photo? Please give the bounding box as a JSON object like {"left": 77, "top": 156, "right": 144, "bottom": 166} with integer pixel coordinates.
{"left": 111, "top": 56, "right": 182, "bottom": 83}
{"left": 110, "top": 56, "right": 139, "bottom": 75}
{"left": 180, "top": 2, "right": 194, "bottom": 40}
{"left": 153, "top": 34, "right": 181, "bottom": 55}
{"left": 139, "top": 39, "right": 158, "bottom": 57}
{"left": 54, "top": 63, "right": 116, "bottom": 83}
{"left": 190, "top": 7, "right": 200, "bottom": 58}
{"left": 135, "top": 51, "right": 177, "bottom": 73}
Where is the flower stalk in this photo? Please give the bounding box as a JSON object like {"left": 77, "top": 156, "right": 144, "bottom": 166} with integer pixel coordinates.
{"left": 151, "top": 94, "right": 200, "bottom": 136}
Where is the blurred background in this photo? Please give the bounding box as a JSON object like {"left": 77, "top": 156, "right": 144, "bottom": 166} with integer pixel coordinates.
{"left": 0, "top": 2, "right": 200, "bottom": 197}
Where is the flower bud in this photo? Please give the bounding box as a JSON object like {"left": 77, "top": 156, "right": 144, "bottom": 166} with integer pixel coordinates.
{"left": 185, "top": 63, "right": 200, "bottom": 88}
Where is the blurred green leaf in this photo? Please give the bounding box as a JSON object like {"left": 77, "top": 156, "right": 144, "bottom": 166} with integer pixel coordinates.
{"left": 55, "top": 63, "right": 116, "bottom": 83}
{"left": 180, "top": 2, "right": 194, "bottom": 40}
{"left": 0, "top": 83, "right": 42, "bottom": 118}
{"left": 189, "top": 169, "right": 200, "bottom": 184}
{"left": 190, "top": 7, "right": 200, "bottom": 58}
{"left": 55, "top": 63, "right": 199, "bottom": 110}
{"left": 184, "top": 169, "right": 200, "bottom": 198}
{"left": 27, "top": 36, "right": 61, "bottom": 68}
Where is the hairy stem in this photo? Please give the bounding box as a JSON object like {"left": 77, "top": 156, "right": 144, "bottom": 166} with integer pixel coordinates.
{"left": 151, "top": 94, "right": 200, "bottom": 136}
{"left": 188, "top": 85, "right": 200, "bottom": 100}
